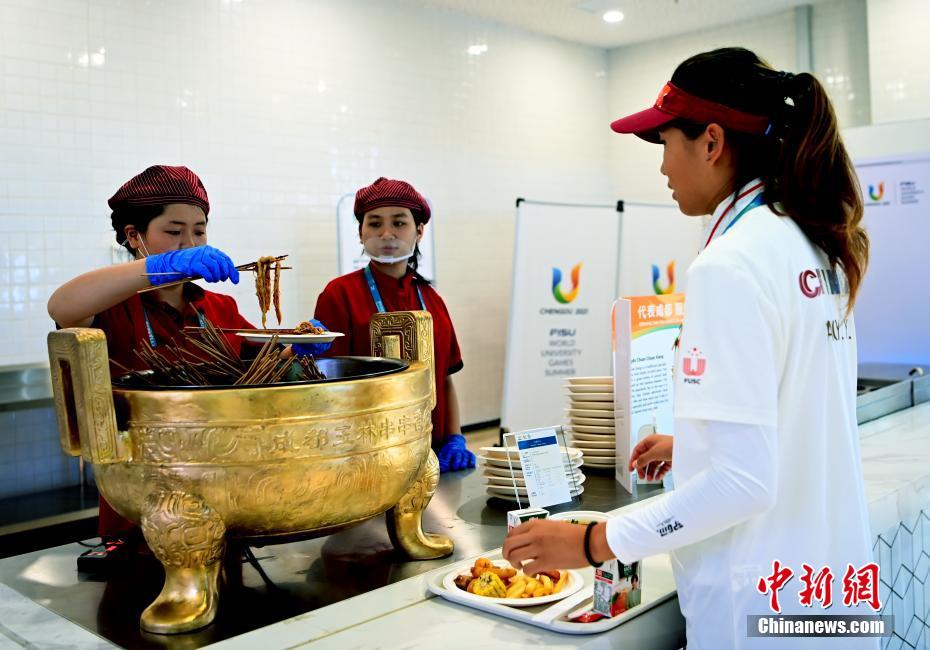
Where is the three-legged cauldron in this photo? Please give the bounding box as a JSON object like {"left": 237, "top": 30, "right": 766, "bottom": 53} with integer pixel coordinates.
{"left": 47, "top": 311, "right": 453, "bottom": 634}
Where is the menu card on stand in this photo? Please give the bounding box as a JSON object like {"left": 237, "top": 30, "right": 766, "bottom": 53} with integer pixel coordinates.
{"left": 503, "top": 426, "right": 576, "bottom": 509}
{"left": 612, "top": 294, "right": 685, "bottom": 493}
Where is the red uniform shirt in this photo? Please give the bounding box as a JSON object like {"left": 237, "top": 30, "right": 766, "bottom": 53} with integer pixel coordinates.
{"left": 86, "top": 284, "right": 254, "bottom": 537}
{"left": 314, "top": 266, "right": 463, "bottom": 448}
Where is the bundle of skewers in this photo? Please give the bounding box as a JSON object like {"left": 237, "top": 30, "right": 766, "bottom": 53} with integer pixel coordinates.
{"left": 112, "top": 317, "right": 325, "bottom": 387}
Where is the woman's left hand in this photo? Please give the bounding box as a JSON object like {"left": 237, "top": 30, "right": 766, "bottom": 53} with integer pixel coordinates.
{"left": 290, "top": 319, "right": 332, "bottom": 357}
{"left": 503, "top": 519, "right": 611, "bottom": 575}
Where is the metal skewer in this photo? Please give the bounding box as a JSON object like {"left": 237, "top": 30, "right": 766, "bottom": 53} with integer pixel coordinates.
{"left": 137, "top": 255, "right": 289, "bottom": 293}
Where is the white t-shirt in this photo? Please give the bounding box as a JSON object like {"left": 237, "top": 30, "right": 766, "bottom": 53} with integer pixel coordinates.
{"left": 606, "top": 182, "right": 876, "bottom": 649}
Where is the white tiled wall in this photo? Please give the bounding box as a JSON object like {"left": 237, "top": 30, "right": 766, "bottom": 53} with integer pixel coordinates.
{"left": 0, "top": 407, "right": 79, "bottom": 498}
{"left": 0, "top": 0, "right": 612, "bottom": 425}
{"left": 814, "top": 0, "right": 871, "bottom": 128}
{"left": 867, "top": 0, "right": 930, "bottom": 124}
{"left": 605, "top": 2, "right": 872, "bottom": 204}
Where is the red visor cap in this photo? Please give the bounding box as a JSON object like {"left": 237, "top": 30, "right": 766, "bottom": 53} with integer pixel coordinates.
{"left": 610, "top": 82, "right": 770, "bottom": 143}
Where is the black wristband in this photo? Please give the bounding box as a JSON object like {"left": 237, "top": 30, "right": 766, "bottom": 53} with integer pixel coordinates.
{"left": 583, "top": 521, "right": 603, "bottom": 568}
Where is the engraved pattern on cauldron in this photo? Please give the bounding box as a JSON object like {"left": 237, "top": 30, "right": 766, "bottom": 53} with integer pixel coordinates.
{"left": 141, "top": 491, "right": 226, "bottom": 568}
{"left": 131, "top": 404, "right": 433, "bottom": 464}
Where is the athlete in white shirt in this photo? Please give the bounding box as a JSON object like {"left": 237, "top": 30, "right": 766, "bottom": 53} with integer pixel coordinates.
{"left": 503, "top": 47, "right": 874, "bottom": 649}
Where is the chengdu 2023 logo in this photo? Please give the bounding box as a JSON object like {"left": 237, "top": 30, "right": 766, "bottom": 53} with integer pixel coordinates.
{"left": 868, "top": 182, "right": 884, "bottom": 201}
{"left": 552, "top": 264, "right": 582, "bottom": 304}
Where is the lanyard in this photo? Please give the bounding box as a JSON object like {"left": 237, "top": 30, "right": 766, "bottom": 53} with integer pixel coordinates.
{"left": 143, "top": 307, "right": 206, "bottom": 348}
{"left": 704, "top": 181, "right": 766, "bottom": 249}
{"left": 364, "top": 265, "right": 426, "bottom": 313}
{"left": 721, "top": 193, "right": 766, "bottom": 236}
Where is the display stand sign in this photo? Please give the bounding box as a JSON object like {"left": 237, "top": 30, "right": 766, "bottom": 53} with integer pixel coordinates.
{"left": 502, "top": 426, "right": 578, "bottom": 509}
{"left": 612, "top": 294, "right": 685, "bottom": 493}
{"left": 853, "top": 154, "right": 930, "bottom": 365}
{"left": 501, "top": 199, "right": 622, "bottom": 434}
{"left": 335, "top": 192, "right": 438, "bottom": 282}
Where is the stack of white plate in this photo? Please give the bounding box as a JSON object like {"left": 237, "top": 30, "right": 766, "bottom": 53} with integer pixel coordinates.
{"left": 564, "top": 377, "right": 618, "bottom": 469}
{"left": 478, "top": 446, "right": 586, "bottom": 502}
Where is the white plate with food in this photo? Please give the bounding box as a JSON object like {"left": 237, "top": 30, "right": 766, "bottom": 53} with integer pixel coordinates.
{"left": 567, "top": 408, "right": 616, "bottom": 419}
{"left": 566, "top": 384, "right": 614, "bottom": 392}
{"left": 567, "top": 439, "right": 615, "bottom": 450}
{"left": 570, "top": 423, "right": 616, "bottom": 434}
{"left": 486, "top": 485, "right": 586, "bottom": 502}
{"left": 236, "top": 330, "right": 345, "bottom": 345}
{"left": 443, "top": 558, "right": 583, "bottom": 608}
{"left": 566, "top": 376, "right": 613, "bottom": 386}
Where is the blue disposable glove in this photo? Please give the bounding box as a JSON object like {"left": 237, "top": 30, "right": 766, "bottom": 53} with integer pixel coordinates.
{"left": 437, "top": 434, "right": 475, "bottom": 473}
{"left": 145, "top": 245, "right": 239, "bottom": 286}
{"left": 291, "top": 319, "right": 333, "bottom": 357}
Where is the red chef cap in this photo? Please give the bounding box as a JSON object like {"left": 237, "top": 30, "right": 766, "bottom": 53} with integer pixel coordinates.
{"left": 354, "top": 177, "right": 431, "bottom": 224}
{"left": 108, "top": 165, "right": 210, "bottom": 216}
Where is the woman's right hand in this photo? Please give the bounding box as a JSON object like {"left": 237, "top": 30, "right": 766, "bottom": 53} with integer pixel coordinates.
{"left": 629, "top": 433, "right": 673, "bottom": 481}
{"left": 145, "top": 245, "right": 239, "bottom": 285}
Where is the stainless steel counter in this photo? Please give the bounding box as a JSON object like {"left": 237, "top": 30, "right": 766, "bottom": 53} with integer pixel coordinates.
{"left": 0, "top": 463, "right": 668, "bottom": 649}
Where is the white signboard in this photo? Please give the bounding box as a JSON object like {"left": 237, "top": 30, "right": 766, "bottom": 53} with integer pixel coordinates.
{"left": 854, "top": 155, "right": 930, "bottom": 365}
{"left": 617, "top": 202, "right": 702, "bottom": 298}
{"left": 501, "top": 200, "right": 622, "bottom": 433}
{"left": 336, "top": 192, "right": 437, "bottom": 282}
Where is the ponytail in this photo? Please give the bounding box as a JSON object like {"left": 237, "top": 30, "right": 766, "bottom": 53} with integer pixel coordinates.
{"left": 768, "top": 72, "right": 868, "bottom": 311}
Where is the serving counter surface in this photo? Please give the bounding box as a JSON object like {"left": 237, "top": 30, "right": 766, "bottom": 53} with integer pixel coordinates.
{"left": 0, "top": 457, "right": 670, "bottom": 649}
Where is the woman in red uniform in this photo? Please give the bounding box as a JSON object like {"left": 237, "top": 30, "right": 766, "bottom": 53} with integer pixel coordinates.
{"left": 47, "top": 165, "right": 327, "bottom": 566}
{"left": 314, "top": 177, "right": 474, "bottom": 472}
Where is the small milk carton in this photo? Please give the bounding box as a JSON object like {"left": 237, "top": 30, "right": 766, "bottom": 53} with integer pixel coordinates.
{"left": 593, "top": 559, "right": 642, "bottom": 617}
{"left": 506, "top": 507, "right": 549, "bottom": 532}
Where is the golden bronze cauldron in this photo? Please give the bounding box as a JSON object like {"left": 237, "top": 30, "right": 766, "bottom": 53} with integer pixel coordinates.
{"left": 47, "top": 312, "right": 452, "bottom": 634}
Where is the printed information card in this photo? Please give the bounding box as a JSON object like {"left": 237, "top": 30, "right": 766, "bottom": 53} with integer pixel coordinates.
{"left": 513, "top": 427, "right": 573, "bottom": 508}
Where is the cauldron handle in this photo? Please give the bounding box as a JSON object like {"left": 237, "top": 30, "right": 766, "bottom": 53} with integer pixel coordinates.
{"left": 47, "top": 328, "right": 121, "bottom": 462}
{"left": 370, "top": 311, "right": 436, "bottom": 409}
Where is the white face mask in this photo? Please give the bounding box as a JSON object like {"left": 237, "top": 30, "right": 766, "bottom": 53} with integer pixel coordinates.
{"left": 362, "top": 237, "right": 415, "bottom": 264}
{"left": 135, "top": 233, "right": 152, "bottom": 258}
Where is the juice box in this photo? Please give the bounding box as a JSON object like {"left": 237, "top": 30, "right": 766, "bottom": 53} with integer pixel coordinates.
{"left": 593, "top": 559, "right": 642, "bottom": 617}
{"left": 506, "top": 507, "right": 549, "bottom": 532}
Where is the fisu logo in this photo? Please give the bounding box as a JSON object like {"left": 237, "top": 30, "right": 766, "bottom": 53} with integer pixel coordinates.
{"left": 868, "top": 182, "right": 884, "bottom": 202}
{"left": 652, "top": 261, "right": 675, "bottom": 295}
{"left": 683, "top": 347, "right": 706, "bottom": 378}
{"left": 551, "top": 264, "right": 582, "bottom": 304}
